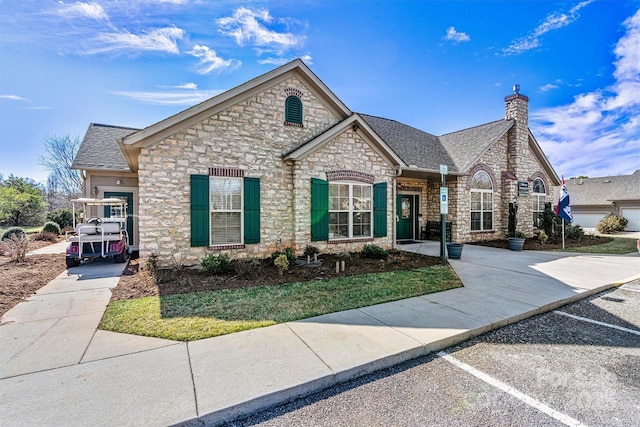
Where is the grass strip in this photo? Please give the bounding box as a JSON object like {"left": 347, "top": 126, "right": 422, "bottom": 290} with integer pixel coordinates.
{"left": 100, "top": 265, "right": 461, "bottom": 341}
{"left": 553, "top": 236, "right": 638, "bottom": 254}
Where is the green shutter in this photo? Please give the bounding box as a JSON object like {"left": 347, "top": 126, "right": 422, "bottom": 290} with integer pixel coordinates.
{"left": 190, "top": 175, "right": 210, "bottom": 247}
{"left": 244, "top": 177, "right": 260, "bottom": 244}
{"left": 285, "top": 96, "right": 302, "bottom": 124}
{"left": 310, "top": 178, "right": 329, "bottom": 241}
{"left": 373, "top": 182, "right": 388, "bottom": 237}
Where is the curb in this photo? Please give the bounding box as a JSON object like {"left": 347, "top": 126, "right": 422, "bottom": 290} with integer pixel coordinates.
{"left": 178, "top": 280, "right": 624, "bottom": 426}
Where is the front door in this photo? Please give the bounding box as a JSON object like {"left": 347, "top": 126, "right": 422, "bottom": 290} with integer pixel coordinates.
{"left": 104, "top": 192, "right": 134, "bottom": 245}
{"left": 396, "top": 194, "right": 414, "bottom": 240}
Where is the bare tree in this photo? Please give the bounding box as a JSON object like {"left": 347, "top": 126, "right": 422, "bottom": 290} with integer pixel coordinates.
{"left": 39, "top": 134, "right": 83, "bottom": 198}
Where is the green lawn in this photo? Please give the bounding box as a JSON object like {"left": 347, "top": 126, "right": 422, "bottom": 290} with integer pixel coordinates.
{"left": 100, "top": 265, "right": 461, "bottom": 341}
{"left": 556, "top": 236, "right": 639, "bottom": 254}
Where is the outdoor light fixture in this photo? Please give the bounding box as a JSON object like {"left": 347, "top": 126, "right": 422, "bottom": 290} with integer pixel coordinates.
{"left": 93, "top": 186, "right": 98, "bottom": 196}
{"left": 116, "top": 179, "right": 122, "bottom": 185}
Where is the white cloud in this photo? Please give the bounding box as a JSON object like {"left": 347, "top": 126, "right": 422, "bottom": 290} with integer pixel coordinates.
{"left": 111, "top": 89, "right": 224, "bottom": 106}
{"left": 189, "top": 44, "right": 240, "bottom": 74}
{"left": 504, "top": 0, "right": 594, "bottom": 55}
{"left": 59, "top": 2, "right": 108, "bottom": 20}
{"left": 530, "top": 8, "right": 640, "bottom": 178}
{"left": 173, "top": 83, "right": 198, "bottom": 90}
{"left": 443, "top": 26, "right": 470, "bottom": 42}
{"left": 217, "top": 7, "right": 301, "bottom": 53}
{"left": 86, "top": 26, "right": 185, "bottom": 54}
{"left": 539, "top": 83, "right": 559, "bottom": 92}
{"left": 0, "top": 95, "right": 28, "bottom": 101}
{"left": 257, "top": 54, "right": 312, "bottom": 66}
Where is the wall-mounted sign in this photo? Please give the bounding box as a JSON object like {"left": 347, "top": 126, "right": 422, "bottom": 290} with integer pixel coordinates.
{"left": 518, "top": 181, "right": 529, "bottom": 196}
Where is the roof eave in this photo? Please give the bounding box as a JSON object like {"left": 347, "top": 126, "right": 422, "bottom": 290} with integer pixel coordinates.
{"left": 528, "top": 130, "right": 561, "bottom": 185}
{"left": 453, "top": 120, "right": 514, "bottom": 172}
{"left": 284, "top": 114, "right": 406, "bottom": 168}
{"left": 122, "top": 59, "right": 351, "bottom": 149}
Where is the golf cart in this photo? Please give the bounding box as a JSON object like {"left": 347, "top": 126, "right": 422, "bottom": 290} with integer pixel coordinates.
{"left": 65, "top": 198, "right": 129, "bottom": 268}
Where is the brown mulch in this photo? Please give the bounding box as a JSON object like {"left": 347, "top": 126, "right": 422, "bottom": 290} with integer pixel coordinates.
{"left": 0, "top": 236, "right": 67, "bottom": 317}
{"left": 470, "top": 235, "right": 614, "bottom": 251}
{"left": 0, "top": 253, "right": 67, "bottom": 318}
{"left": 111, "top": 250, "right": 442, "bottom": 302}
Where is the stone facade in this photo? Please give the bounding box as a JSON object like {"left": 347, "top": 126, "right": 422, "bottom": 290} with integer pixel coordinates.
{"left": 137, "top": 75, "right": 396, "bottom": 265}
{"left": 293, "top": 129, "right": 396, "bottom": 254}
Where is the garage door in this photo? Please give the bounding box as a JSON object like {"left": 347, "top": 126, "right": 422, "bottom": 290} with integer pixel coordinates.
{"left": 620, "top": 208, "right": 640, "bottom": 231}
{"left": 571, "top": 212, "right": 608, "bottom": 228}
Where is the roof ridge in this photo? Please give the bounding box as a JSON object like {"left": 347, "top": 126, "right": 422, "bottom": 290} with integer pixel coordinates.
{"left": 91, "top": 123, "right": 141, "bottom": 131}
{"left": 440, "top": 118, "right": 511, "bottom": 137}
{"left": 358, "top": 113, "right": 439, "bottom": 137}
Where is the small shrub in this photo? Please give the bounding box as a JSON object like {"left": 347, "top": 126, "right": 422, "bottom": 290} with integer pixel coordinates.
{"left": 361, "top": 244, "right": 388, "bottom": 259}
{"left": 145, "top": 253, "right": 160, "bottom": 274}
{"left": 0, "top": 233, "right": 29, "bottom": 262}
{"left": 596, "top": 214, "right": 628, "bottom": 234}
{"left": 270, "top": 247, "right": 296, "bottom": 263}
{"left": 232, "top": 258, "right": 262, "bottom": 278}
{"left": 1, "top": 227, "right": 25, "bottom": 241}
{"left": 565, "top": 223, "right": 584, "bottom": 241}
{"left": 201, "top": 253, "right": 234, "bottom": 275}
{"left": 42, "top": 221, "right": 61, "bottom": 235}
{"left": 538, "top": 231, "right": 548, "bottom": 245}
{"left": 32, "top": 231, "right": 59, "bottom": 242}
{"left": 274, "top": 254, "right": 289, "bottom": 275}
{"left": 303, "top": 245, "right": 320, "bottom": 257}
{"left": 46, "top": 209, "right": 76, "bottom": 229}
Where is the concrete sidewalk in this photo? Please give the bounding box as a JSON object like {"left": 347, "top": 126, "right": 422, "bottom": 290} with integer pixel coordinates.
{"left": 1, "top": 243, "right": 638, "bottom": 426}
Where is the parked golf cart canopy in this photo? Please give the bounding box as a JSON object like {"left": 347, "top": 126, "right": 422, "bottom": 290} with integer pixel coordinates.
{"left": 65, "top": 198, "right": 130, "bottom": 268}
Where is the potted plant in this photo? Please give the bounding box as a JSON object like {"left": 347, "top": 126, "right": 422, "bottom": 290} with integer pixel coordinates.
{"left": 446, "top": 242, "right": 464, "bottom": 259}
{"left": 508, "top": 231, "right": 526, "bottom": 251}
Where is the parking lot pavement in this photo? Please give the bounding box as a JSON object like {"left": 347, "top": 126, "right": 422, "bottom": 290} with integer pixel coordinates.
{"left": 230, "top": 282, "right": 640, "bottom": 427}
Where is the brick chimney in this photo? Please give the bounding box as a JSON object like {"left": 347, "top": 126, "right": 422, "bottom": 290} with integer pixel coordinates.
{"left": 504, "top": 88, "right": 529, "bottom": 177}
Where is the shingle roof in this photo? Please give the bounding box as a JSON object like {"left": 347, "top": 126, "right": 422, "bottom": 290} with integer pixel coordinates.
{"left": 439, "top": 120, "right": 515, "bottom": 171}
{"left": 360, "top": 114, "right": 454, "bottom": 170}
{"left": 565, "top": 170, "right": 640, "bottom": 206}
{"left": 72, "top": 123, "right": 139, "bottom": 171}
{"left": 360, "top": 114, "right": 514, "bottom": 172}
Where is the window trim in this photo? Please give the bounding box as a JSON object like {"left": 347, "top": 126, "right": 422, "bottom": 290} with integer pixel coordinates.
{"left": 328, "top": 181, "right": 373, "bottom": 240}
{"left": 470, "top": 170, "right": 494, "bottom": 232}
{"left": 532, "top": 178, "right": 546, "bottom": 228}
{"left": 209, "top": 176, "right": 244, "bottom": 246}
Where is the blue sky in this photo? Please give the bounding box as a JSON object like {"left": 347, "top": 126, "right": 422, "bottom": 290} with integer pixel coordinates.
{"left": 1, "top": 0, "right": 639, "bottom": 184}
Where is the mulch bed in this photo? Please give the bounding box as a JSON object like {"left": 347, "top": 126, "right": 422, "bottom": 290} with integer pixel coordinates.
{"left": 111, "top": 250, "right": 442, "bottom": 302}
{"left": 0, "top": 253, "right": 66, "bottom": 318}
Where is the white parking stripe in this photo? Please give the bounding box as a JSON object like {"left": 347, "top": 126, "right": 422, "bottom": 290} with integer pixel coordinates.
{"left": 554, "top": 311, "right": 640, "bottom": 336}
{"left": 437, "top": 351, "right": 588, "bottom": 427}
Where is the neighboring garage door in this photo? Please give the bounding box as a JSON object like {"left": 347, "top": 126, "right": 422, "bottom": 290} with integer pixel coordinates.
{"left": 620, "top": 208, "right": 640, "bottom": 231}
{"left": 572, "top": 212, "right": 608, "bottom": 228}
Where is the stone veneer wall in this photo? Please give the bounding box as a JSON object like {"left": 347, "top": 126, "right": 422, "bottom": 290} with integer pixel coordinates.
{"left": 504, "top": 93, "right": 554, "bottom": 237}
{"left": 137, "top": 76, "right": 342, "bottom": 265}
{"left": 293, "top": 128, "right": 396, "bottom": 253}
{"left": 452, "top": 128, "right": 553, "bottom": 243}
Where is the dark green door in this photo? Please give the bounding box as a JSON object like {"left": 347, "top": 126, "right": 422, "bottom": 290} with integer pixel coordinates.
{"left": 104, "top": 192, "right": 134, "bottom": 245}
{"left": 396, "top": 194, "right": 414, "bottom": 240}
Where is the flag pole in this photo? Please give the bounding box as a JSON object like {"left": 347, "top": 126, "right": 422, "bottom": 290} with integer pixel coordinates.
{"left": 562, "top": 218, "right": 565, "bottom": 251}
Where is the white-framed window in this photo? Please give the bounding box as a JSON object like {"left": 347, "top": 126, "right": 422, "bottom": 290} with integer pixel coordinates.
{"left": 532, "top": 178, "right": 546, "bottom": 228}
{"left": 470, "top": 170, "right": 493, "bottom": 231}
{"left": 210, "top": 177, "right": 243, "bottom": 245}
{"left": 329, "top": 182, "right": 372, "bottom": 239}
